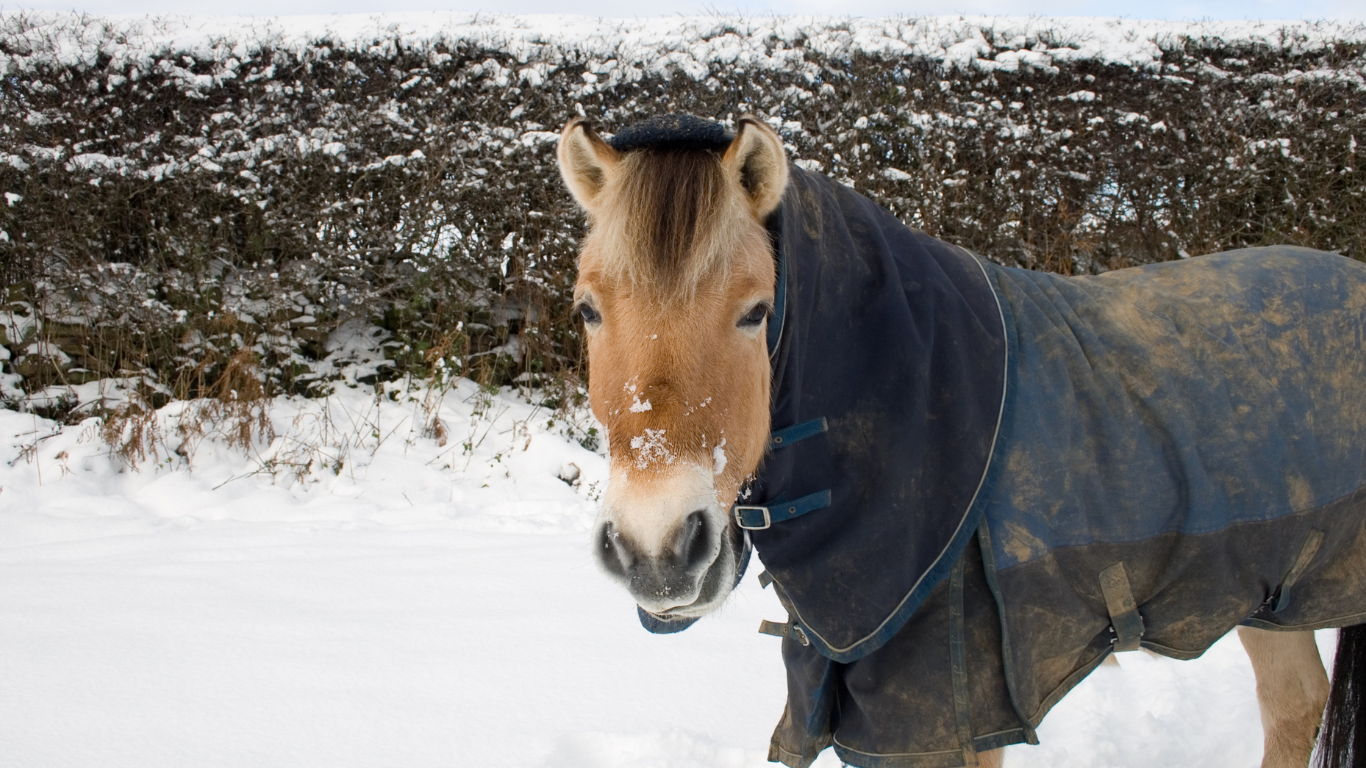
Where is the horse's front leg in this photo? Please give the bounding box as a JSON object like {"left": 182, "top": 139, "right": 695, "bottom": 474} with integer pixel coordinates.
{"left": 977, "top": 748, "right": 1004, "bottom": 768}
{"left": 1237, "top": 626, "right": 1330, "bottom": 768}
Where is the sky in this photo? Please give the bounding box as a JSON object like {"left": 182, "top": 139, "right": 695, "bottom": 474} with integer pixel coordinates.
{"left": 3, "top": 0, "right": 1362, "bottom": 23}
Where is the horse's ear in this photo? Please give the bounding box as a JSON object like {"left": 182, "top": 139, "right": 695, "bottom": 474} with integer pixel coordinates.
{"left": 558, "top": 118, "right": 620, "bottom": 215}
{"left": 723, "top": 116, "right": 789, "bottom": 219}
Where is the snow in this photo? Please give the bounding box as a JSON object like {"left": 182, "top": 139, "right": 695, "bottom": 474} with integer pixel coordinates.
{"left": 628, "top": 427, "right": 674, "bottom": 469}
{"left": 3, "top": 12, "right": 1364, "bottom": 84}
{"left": 21, "top": 340, "right": 70, "bottom": 367}
{"left": 2, "top": 11, "right": 1356, "bottom": 757}
{"left": 0, "top": 379, "right": 1341, "bottom": 767}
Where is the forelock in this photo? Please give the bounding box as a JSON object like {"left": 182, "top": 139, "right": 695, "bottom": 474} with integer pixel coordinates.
{"left": 589, "top": 148, "right": 755, "bottom": 296}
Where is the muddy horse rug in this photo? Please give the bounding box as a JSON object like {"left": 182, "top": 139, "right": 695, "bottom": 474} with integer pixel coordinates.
{"left": 611, "top": 118, "right": 1366, "bottom": 768}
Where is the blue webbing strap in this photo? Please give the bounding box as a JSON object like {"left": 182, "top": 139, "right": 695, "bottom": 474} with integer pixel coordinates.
{"left": 768, "top": 417, "right": 828, "bottom": 450}
{"left": 738, "top": 420, "right": 831, "bottom": 531}
{"left": 734, "top": 489, "right": 833, "bottom": 531}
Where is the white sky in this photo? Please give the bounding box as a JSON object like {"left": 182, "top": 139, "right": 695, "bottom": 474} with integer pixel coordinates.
{"left": 3, "top": 0, "right": 1362, "bottom": 22}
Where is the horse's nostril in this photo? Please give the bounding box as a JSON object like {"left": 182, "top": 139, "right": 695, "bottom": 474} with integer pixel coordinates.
{"left": 676, "top": 510, "right": 711, "bottom": 570}
{"left": 597, "top": 522, "right": 632, "bottom": 577}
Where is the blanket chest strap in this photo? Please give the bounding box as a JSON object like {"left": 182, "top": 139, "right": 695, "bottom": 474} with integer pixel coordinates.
{"left": 768, "top": 418, "right": 829, "bottom": 449}
{"left": 734, "top": 490, "right": 833, "bottom": 530}
{"left": 1099, "top": 562, "right": 1146, "bottom": 652}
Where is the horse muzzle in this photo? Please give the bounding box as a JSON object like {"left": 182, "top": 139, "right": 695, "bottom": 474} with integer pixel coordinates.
{"left": 593, "top": 505, "right": 744, "bottom": 618}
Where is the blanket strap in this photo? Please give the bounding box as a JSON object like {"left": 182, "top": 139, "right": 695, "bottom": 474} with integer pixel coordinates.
{"left": 1270, "top": 528, "right": 1325, "bottom": 613}
{"left": 736, "top": 420, "right": 831, "bottom": 530}
{"left": 734, "top": 490, "right": 833, "bottom": 531}
{"left": 1099, "top": 562, "right": 1146, "bottom": 652}
{"left": 768, "top": 418, "right": 828, "bottom": 449}
{"left": 758, "top": 620, "right": 788, "bottom": 637}
{"left": 758, "top": 619, "right": 811, "bottom": 646}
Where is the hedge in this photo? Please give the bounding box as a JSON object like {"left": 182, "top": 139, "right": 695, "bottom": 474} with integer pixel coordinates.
{"left": 1, "top": 13, "right": 1363, "bottom": 415}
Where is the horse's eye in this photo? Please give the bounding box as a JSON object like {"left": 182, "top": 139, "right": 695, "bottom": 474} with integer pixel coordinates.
{"left": 738, "top": 303, "right": 771, "bottom": 329}
{"left": 576, "top": 303, "right": 602, "bottom": 325}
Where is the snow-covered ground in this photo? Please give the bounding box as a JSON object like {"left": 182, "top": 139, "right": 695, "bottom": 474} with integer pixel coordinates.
{"left": 0, "top": 381, "right": 1335, "bottom": 767}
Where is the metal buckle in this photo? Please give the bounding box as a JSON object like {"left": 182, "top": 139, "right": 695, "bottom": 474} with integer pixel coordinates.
{"left": 734, "top": 505, "right": 772, "bottom": 530}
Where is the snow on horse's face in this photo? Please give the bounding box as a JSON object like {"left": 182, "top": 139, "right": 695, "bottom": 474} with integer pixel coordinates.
{"left": 558, "top": 117, "right": 788, "bottom": 619}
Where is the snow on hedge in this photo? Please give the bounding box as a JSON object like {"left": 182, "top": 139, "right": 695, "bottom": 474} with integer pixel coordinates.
{"left": 5, "top": 12, "right": 1365, "bottom": 76}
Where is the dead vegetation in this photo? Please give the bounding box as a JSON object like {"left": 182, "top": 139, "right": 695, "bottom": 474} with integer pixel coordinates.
{"left": 95, "top": 348, "right": 273, "bottom": 468}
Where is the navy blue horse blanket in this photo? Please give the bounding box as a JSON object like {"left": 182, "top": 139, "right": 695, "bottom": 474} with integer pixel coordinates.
{"left": 744, "top": 165, "right": 1366, "bottom": 768}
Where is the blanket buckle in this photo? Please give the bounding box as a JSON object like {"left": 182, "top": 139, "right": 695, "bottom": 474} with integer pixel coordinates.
{"left": 732, "top": 490, "right": 832, "bottom": 531}
{"left": 734, "top": 505, "right": 772, "bottom": 530}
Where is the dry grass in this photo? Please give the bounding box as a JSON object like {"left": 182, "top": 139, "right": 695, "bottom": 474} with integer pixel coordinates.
{"left": 98, "top": 349, "right": 273, "bottom": 469}
{"left": 99, "top": 396, "right": 164, "bottom": 467}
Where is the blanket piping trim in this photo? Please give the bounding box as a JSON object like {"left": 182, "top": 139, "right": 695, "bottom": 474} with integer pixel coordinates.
{"left": 767, "top": 204, "right": 787, "bottom": 359}
{"left": 775, "top": 248, "right": 1013, "bottom": 662}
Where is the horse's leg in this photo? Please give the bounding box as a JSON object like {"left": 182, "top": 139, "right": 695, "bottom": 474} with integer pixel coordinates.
{"left": 1238, "top": 626, "right": 1330, "bottom": 768}
{"left": 977, "top": 748, "right": 1004, "bottom": 768}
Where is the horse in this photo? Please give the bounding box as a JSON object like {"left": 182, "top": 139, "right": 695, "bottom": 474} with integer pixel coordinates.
{"left": 556, "top": 113, "right": 1366, "bottom": 768}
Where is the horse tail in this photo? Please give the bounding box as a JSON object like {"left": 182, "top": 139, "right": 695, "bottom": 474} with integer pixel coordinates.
{"left": 1319, "top": 624, "right": 1366, "bottom": 768}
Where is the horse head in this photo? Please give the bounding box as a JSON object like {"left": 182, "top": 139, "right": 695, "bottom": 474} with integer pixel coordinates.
{"left": 557, "top": 115, "right": 788, "bottom": 621}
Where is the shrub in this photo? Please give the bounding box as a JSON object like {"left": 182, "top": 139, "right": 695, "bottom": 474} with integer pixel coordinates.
{"left": 2, "top": 13, "right": 1363, "bottom": 406}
